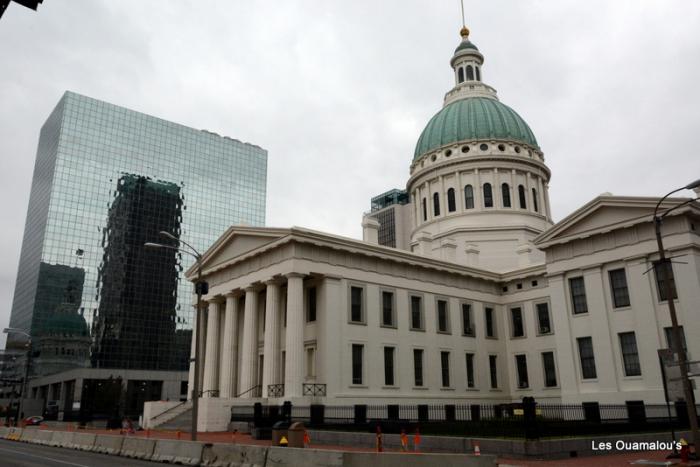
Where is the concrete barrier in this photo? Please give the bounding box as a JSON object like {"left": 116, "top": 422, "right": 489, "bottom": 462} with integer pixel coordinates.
{"left": 19, "top": 427, "right": 41, "bottom": 443}
{"left": 266, "top": 446, "right": 344, "bottom": 467}
{"left": 343, "top": 452, "right": 497, "bottom": 467}
{"left": 50, "top": 430, "right": 75, "bottom": 447}
{"left": 71, "top": 432, "right": 97, "bottom": 451}
{"left": 33, "top": 429, "right": 55, "bottom": 446}
{"left": 120, "top": 436, "right": 156, "bottom": 460}
{"left": 93, "top": 434, "right": 125, "bottom": 455}
{"left": 152, "top": 439, "right": 204, "bottom": 465}
{"left": 201, "top": 443, "right": 269, "bottom": 467}
{"left": 4, "top": 427, "right": 22, "bottom": 441}
{"left": 0, "top": 427, "right": 8, "bottom": 438}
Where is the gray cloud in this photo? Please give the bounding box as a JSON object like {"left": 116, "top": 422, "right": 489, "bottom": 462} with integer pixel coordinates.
{"left": 1, "top": 0, "right": 699, "bottom": 345}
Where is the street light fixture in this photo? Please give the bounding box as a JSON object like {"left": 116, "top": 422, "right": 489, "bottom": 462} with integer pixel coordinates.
{"left": 145, "top": 231, "right": 206, "bottom": 441}
{"left": 653, "top": 179, "right": 700, "bottom": 453}
{"left": 3, "top": 327, "right": 32, "bottom": 425}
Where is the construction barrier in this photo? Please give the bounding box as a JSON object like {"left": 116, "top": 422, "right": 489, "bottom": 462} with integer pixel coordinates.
{"left": 50, "top": 430, "right": 75, "bottom": 448}
{"left": 152, "top": 439, "right": 204, "bottom": 466}
{"left": 343, "top": 452, "right": 497, "bottom": 467}
{"left": 19, "top": 428, "right": 40, "bottom": 443}
{"left": 93, "top": 434, "right": 125, "bottom": 455}
{"left": 267, "top": 446, "right": 344, "bottom": 467}
{"left": 4, "top": 427, "right": 22, "bottom": 441}
{"left": 33, "top": 429, "right": 54, "bottom": 446}
{"left": 120, "top": 436, "right": 156, "bottom": 460}
{"left": 201, "top": 443, "right": 269, "bottom": 467}
{"left": 71, "top": 432, "right": 97, "bottom": 451}
{"left": 0, "top": 427, "right": 9, "bottom": 438}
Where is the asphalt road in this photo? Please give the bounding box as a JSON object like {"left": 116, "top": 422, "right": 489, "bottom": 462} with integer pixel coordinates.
{"left": 0, "top": 439, "right": 165, "bottom": 466}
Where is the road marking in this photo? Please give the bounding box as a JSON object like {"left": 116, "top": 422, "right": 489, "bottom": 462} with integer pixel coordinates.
{"left": 0, "top": 445, "right": 92, "bottom": 467}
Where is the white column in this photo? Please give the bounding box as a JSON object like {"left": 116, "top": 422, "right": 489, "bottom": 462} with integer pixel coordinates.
{"left": 203, "top": 300, "right": 221, "bottom": 397}
{"left": 197, "top": 303, "right": 208, "bottom": 393}
{"left": 219, "top": 292, "right": 240, "bottom": 398}
{"left": 238, "top": 286, "right": 259, "bottom": 398}
{"left": 284, "top": 273, "right": 305, "bottom": 398}
{"left": 262, "top": 281, "right": 281, "bottom": 397}
{"left": 187, "top": 305, "right": 197, "bottom": 400}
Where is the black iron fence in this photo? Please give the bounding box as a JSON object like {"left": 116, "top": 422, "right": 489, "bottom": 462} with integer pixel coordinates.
{"left": 231, "top": 399, "right": 700, "bottom": 439}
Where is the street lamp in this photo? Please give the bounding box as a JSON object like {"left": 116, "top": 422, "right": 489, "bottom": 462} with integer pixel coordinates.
{"left": 3, "top": 327, "right": 32, "bottom": 425}
{"left": 653, "top": 178, "right": 700, "bottom": 453}
{"left": 145, "top": 231, "right": 206, "bottom": 441}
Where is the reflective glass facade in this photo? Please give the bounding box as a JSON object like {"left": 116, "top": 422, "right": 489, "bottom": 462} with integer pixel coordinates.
{"left": 8, "top": 91, "right": 267, "bottom": 374}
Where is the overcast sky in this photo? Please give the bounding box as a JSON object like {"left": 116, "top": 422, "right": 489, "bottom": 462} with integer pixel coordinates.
{"left": 1, "top": 1, "right": 699, "bottom": 345}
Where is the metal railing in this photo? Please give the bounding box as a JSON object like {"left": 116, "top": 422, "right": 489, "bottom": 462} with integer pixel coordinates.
{"left": 302, "top": 383, "right": 326, "bottom": 396}
{"left": 150, "top": 400, "right": 191, "bottom": 423}
{"left": 267, "top": 384, "right": 284, "bottom": 397}
{"left": 235, "top": 385, "right": 262, "bottom": 398}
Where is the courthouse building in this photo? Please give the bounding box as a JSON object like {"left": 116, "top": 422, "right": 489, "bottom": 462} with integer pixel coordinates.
{"left": 173, "top": 27, "right": 699, "bottom": 431}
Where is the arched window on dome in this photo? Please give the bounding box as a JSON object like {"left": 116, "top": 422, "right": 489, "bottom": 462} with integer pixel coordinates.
{"left": 464, "top": 185, "right": 474, "bottom": 209}
{"left": 466, "top": 65, "right": 474, "bottom": 81}
{"left": 518, "top": 185, "right": 527, "bottom": 209}
{"left": 433, "top": 192, "right": 441, "bottom": 216}
{"left": 502, "top": 183, "right": 511, "bottom": 208}
{"left": 475, "top": 66, "right": 481, "bottom": 81}
{"left": 422, "top": 198, "right": 427, "bottom": 221}
{"left": 458, "top": 67, "right": 464, "bottom": 83}
{"left": 447, "top": 188, "right": 456, "bottom": 212}
{"left": 532, "top": 188, "right": 539, "bottom": 213}
{"left": 483, "top": 183, "right": 493, "bottom": 208}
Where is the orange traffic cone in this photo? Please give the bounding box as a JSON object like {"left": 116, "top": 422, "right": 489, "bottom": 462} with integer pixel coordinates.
{"left": 474, "top": 442, "right": 481, "bottom": 456}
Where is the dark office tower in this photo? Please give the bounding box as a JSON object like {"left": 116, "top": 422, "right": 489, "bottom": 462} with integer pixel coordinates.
{"left": 7, "top": 91, "right": 267, "bottom": 375}
{"left": 92, "top": 174, "right": 182, "bottom": 370}
{"left": 367, "top": 189, "right": 412, "bottom": 249}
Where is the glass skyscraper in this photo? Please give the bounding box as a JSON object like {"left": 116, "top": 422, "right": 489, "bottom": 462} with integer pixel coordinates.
{"left": 8, "top": 91, "right": 267, "bottom": 375}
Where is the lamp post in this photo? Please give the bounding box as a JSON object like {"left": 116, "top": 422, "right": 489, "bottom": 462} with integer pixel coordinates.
{"left": 3, "top": 327, "right": 32, "bottom": 424}
{"left": 653, "top": 178, "right": 700, "bottom": 452}
{"left": 145, "top": 231, "right": 206, "bottom": 441}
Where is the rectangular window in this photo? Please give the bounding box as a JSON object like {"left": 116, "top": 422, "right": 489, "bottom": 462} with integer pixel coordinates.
{"left": 384, "top": 347, "right": 395, "bottom": 386}
{"left": 351, "top": 344, "right": 363, "bottom": 385}
{"left": 654, "top": 261, "right": 678, "bottom": 302}
{"left": 542, "top": 352, "right": 557, "bottom": 387}
{"left": 577, "top": 337, "right": 597, "bottom": 379}
{"left": 350, "top": 286, "right": 364, "bottom": 323}
{"left": 510, "top": 307, "right": 524, "bottom": 337}
{"left": 462, "top": 303, "right": 474, "bottom": 336}
{"left": 381, "top": 291, "right": 395, "bottom": 327}
{"left": 489, "top": 355, "right": 498, "bottom": 389}
{"left": 306, "top": 347, "right": 316, "bottom": 377}
{"left": 608, "top": 269, "right": 630, "bottom": 308}
{"left": 536, "top": 303, "right": 551, "bottom": 334}
{"left": 485, "top": 306, "right": 495, "bottom": 337}
{"left": 664, "top": 326, "right": 688, "bottom": 355}
{"left": 515, "top": 354, "right": 529, "bottom": 388}
{"left": 440, "top": 351, "right": 451, "bottom": 387}
{"left": 307, "top": 286, "right": 317, "bottom": 322}
{"left": 569, "top": 277, "right": 588, "bottom": 314}
{"left": 619, "top": 332, "right": 641, "bottom": 376}
{"left": 413, "top": 349, "right": 424, "bottom": 387}
{"left": 465, "top": 353, "right": 475, "bottom": 388}
{"left": 437, "top": 299, "right": 449, "bottom": 333}
{"left": 410, "top": 296, "right": 423, "bottom": 330}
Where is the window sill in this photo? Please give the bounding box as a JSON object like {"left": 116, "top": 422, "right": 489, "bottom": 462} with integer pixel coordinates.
{"left": 349, "top": 384, "right": 368, "bottom": 389}
{"left": 536, "top": 331, "right": 554, "bottom": 337}
{"left": 413, "top": 386, "right": 429, "bottom": 390}
{"left": 380, "top": 324, "right": 397, "bottom": 330}
{"left": 580, "top": 378, "right": 598, "bottom": 383}
{"left": 515, "top": 387, "right": 532, "bottom": 391}
{"left": 410, "top": 328, "right": 426, "bottom": 333}
{"left": 347, "top": 321, "right": 367, "bottom": 326}
{"left": 440, "top": 387, "right": 455, "bottom": 391}
{"left": 462, "top": 333, "right": 476, "bottom": 338}
{"left": 382, "top": 385, "right": 400, "bottom": 390}
{"left": 622, "top": 375, "right": 643, "bottom": 380}
{"left": 542, "top": 385, "right": 560, "bottom": 390}
{"left": 466, "top": 387, "right": 478, "bottom": 391}
{"left": 510, "top": 335, "right": 526, "bottom": 340}
{"left": 489, "top": 388, "right": 502, "bottom": 392}
{"left": 485, "top": 336, "right": 498, "bottom": 340}
{"left": 572, "top": 312, "right": 589, "bottom": 317}
{"left": 437, "top": 331, "right": 452, "bottom": 335}
{"left": 612, "top": 306, "right": 632, "bottom": 311}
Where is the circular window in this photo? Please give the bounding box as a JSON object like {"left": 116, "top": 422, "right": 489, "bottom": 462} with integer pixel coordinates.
{"left": 498, "top": 144, "right": 506, "bottom": 152}
{"left": 461, "top": 145, "right": 470, "bottom": 153}
{"left": 431, "top": 154, "right": 437, "bottom": 162}
{"left": 445, "top": 149, "right": 452, "bottom": 157}
{"left": 514, "top": 146, "right": 521, "bottom": 154}
{"left": 479, "top": 143, "right": 489, "bottom": 151}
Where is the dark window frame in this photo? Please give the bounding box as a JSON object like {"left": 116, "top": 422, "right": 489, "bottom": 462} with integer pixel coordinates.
{"left": 485, "top": 306, "right": 496, "bottom": 338}
{"left": 351, "top": 344, "right": 364, "bottom": 385}
{"left": 440, "top": 351, "right": 451, "bottom": 388}
{"left": 384, "top": 346, "right": 395, "bottom": 386}
{"left": 461, "top": 302, "right": 475, "bottom": 336}
{"left": 569, "top": 277, "right": 588, "bottom": 314}
{"left": 410, "top": 295, "right": 424, "bottom": 331}
{"left": 515, "top": 354, "right": 529, "bottom": 388}
{"left": 380, "top": 289, "right": 396, "bottom": 328}
{"left": 609, "top": 268, "right": 631, "bottom": 308}
{"left": 619, "top": 332, "right": 641, "bottom": 377}
{"left": 466, "top": 353, "right": 475, "bottom": 388}
{"left": 654, "top": 261, "right": 678, "bottom": 302}
{"left": 532, "top": 188, "right": 539, "bottom": 212}
{"left": 464, "top": 185, "right": 474, "bottom": 209}
{"left": 483, "top": 183, "right": 493, "bottom": 208}
{"left": 536, "top": 302, "right": 552, "bottom": 335}
{"left": 577, "top": 337, "right": 597, "bottom": 380}
{"left": 542, "top": 351, "right": 558, "bottom": 387}
{"left": 510, "top": 306, "right": 525, "bottom": 338}
{"left": 489, "top": 355, "right": 498, "bottom": 389}
{"left": 349, "top": 285, "right": 365, "bottom": 324}
{"left": 518, "top": 185, "right": 527, "bottom": 209}
{"left": 501, "top": 183, "right": 511, "bottom": 207}
{"left": 436, "top": 298, "right": 450, "bottom": 333}
{"left": 306, "top": 286, "right": 317, "bottom": 322}
{"left": 433, "top": 192, "right": 440, "bottom": 216}
{"left": 413, "top": 348, "right": 424, "bottom": 387}
{"left": 447, "top": 188, "right": 456, "bottom": 212}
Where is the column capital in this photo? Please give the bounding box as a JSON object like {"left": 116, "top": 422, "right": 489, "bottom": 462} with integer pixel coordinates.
{"left": 244, "top": 283, "right": 263, "bottom": 293}
{"left": 284, "top": 272, "right": 306, "bottom": 279}
{"left": 225, "top": 290, "right": 243, "bottom": 298}
{"left": 264, "top": 277, "right": 284, "bottom": 286}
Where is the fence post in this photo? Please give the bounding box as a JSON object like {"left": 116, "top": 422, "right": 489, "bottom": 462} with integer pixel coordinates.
{"left": 675, "top": 401, "right": 689, "bottom": 427}
{"left": 354, "top": 405, "right": 367, "bottom": 425}
{"left": 253, "top": 402, "right": 263, "bottom": 427}
{"left": 388, "top": 405, "right": 399, "bottom": 421}
{"left": 282, "top": 401, "right": 292, "bottom": 423}
{"left": 522, "top": 397, "right": 538, "bottom": 440}
{"left": 470, "top": 404, "right": 481, "bottom": 422}
{"left": 626, "top": 400, "right": 646, "bottom": 424}
{"left": 310, "top": 404, "right": 325, "bottom": 426}
{"left": 418, "top": 405, "right": 429, "bottom": 423}
{"left": 445, "top": 405, "right": 456, "bottom": 422}
{"left": 582, "top": 402, "right": 601, "bottom": 423}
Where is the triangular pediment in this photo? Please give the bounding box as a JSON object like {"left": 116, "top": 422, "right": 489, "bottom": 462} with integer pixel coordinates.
{"left": 189, "top": 227, "right": 291, "bottom": 276}
{"left": 534, "top": 195, "right": 696, "bottom": 248}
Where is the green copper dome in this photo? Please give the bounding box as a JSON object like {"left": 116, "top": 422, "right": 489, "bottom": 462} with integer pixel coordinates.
{"left": 455, "top": 40, "right": 478, "bottom": 52}
{"left": 414, "top": 97, "right": 539, "bottom": 160}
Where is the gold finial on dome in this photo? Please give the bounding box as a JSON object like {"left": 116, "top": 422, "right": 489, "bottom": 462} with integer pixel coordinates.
{"left": 460, "top": 26, "right": 470, "bottom": 38}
